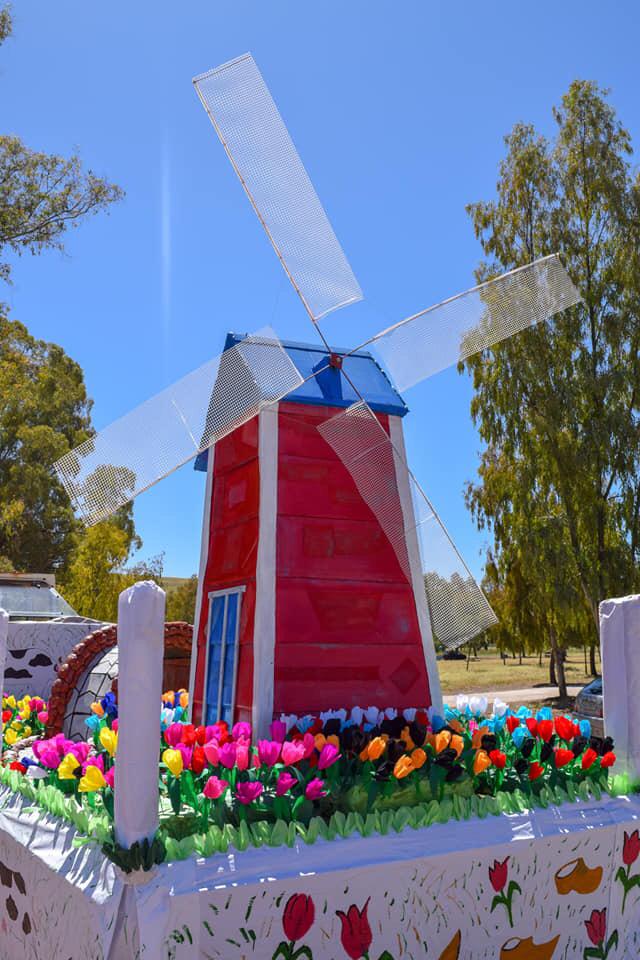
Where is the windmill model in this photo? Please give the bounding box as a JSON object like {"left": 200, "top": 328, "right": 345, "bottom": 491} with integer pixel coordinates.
{"left": 54, "top": 54, "right": 580, "bottom": 734}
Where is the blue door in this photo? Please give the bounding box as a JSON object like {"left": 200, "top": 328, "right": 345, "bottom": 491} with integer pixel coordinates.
{"left": 204, "top": 589, "right": 243, "bottom": 726}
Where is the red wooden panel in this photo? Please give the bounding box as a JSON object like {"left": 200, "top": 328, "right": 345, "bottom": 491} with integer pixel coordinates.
{"left": 211, "top": 459, "right": 260, "bottom": 528}
{"left": 278, "top": 455, "right": 374, "bottom": 522}
{"left": 278, "top": 402, "right": 390, "bottom": 462}
{"left": 208, "top": 519, "right": 258, "bottom": 580}
{"left": 213, "top": 417, "right": 259, "bottom": 473}
{"left": 277, "top": 515, "right": 408, "bottom": 583}
{"left": 273, "top": 641, "right": 431, "bottom": 715}
{"left": 276, "top": 578, "right": 421, "bottom": 644}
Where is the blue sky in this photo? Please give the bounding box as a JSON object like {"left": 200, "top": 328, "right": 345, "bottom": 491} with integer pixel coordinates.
{"left": 3, "top": 2, "right": 640, "bottom": 579}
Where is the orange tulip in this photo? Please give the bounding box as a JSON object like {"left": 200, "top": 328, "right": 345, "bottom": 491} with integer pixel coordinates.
{"left": 448, "top": 719, "right": 464, "bottom": 735}
{"left": 472, "top": 726, "right": 490, "bottom": 750}
{"left": 401, "top": 725, "right": 416, "bottom": 751}
{"left": 450, "top": 734, "right": 464, "bottom": 758}
{"left": 411, "top": 748, "right": 427, "bottom": 769}
{"left": 367, "top": 737, "right": 386, "bottom": 761}
{"left": 393, "top": 755, "right": 415, "bottom": 779}
{"left": 434, "top": 730, "right": 452, "bottom": 754}
{"left": 473, "top": 749, "right": 492, "bottom": 775}
{"left": 314, "top": 734, "right": 327, "bottom": 752}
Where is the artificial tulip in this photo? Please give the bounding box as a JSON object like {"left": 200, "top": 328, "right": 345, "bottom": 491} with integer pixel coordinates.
{"left": 235, "top": 781, "right": 263, "bottom": 805}
{"left": 163, "top": 748, "right": 184, "bottom": 778}
{"left": 58, "top": 753, "right": 80, "bottom": 780}
{"left": 393, "top": 755, "right": 414, "bottom": 779}
{"left": 366, "top": 737, "right": 386, "bottom": 761}
{"left": 79, "top": 765, "right": 107, "bottom": 793}
{"left": 276, "top": 771, "right": 297, "bottom": 796}
{"left": 411, "top": 748, "right": 427, "bottom": 770}
{"left": 203, "top": 776, "right": 228, "bottom": 800}
{"left": 473, "top": 750, "right": 492, "bottom": 775}
{"left": 281, "top": 740, "right": 306, "bottom": 766}
{"left": 99, "top": 727, "right": 118, "bottom": 758}
{"left": 554, "top": 748, "right": 574, "bottom": 769}
{"left": 581, "top": 747, "right": 598, "bottom": 770}
{"left": 305, "top": 778, "right": 327, "bottom": 801}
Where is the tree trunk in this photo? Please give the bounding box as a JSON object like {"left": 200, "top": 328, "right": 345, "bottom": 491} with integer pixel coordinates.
{"left": 549, "top": 646, "right": 557, "bottom": 686}
{"left": 549, "top": 625, "right": 567, "bottom": 699}
{"left": 589, "top": 641, "right": 597, "bottom": 676}
{"left": 538, "top": 649, "right": 543, "bottom": 667}
{"left": 584, "top": 645, "right": 588, "bottom": 673}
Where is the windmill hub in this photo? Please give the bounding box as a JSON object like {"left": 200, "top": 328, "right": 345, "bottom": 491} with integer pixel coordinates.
{"left": 328, "top": 352, "right": 343, "bottom": 370}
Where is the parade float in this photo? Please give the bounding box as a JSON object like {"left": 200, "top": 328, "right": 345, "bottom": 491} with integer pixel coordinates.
{"left": 1, "top": 54, "right": 639, "bottom": 959}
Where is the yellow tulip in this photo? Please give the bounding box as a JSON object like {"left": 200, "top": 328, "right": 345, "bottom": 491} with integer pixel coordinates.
{"left": 5, "top": 696, "right": 16, "bottom": 709}
{"left": 58, "top": 753, "right": 80, "bottom": 780}
{"left": 179, "top": 691, "right": 189, "bottom": 709}
{"left": 411, "top": 748, "right": 427, "bottom": 770}
{"left": 99, "top": 727, "right": 118, "bottom": 758}
{"left": 163, "top": 748, "right": 183, "bottom": 778}
{"left": 10, "top": 720, "right": 21, "bottom": 730}
{"left": 434, "top": 730, "right": 452, "bottom": 754}
{"left": 366, "top": 737, "right": 387, "bottom": 761}
{"left": 79, "top": 765, "right": 106, "bottom": 793}
{"left": 4, "top": 729, "right": 17, "bottom": 745}
{"left": 473, "top": 749, "right": 492, "bottom": 775}
{"left": 393, "top": 755, "right": 415, "bottom": 779}
{"left": 450, "top": 735, "right": 464, "bottom": 758}
{"left": 163, "top": 689, "right": 175, "bottom": 703}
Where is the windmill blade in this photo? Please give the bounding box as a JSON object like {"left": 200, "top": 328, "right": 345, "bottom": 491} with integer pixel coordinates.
{"left": 54, "top": 328, "right": 303, "bottom": 526}
{"left": 194, "top": 53, "right": 363, "bottom": 324}
{"left": 318, "top": 401, "right": 497, "bottom": 649}
{"left": 365, "top": 254, "right": 581, "bottom": 392}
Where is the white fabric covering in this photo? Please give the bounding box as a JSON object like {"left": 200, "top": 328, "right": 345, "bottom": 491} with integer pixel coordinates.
{"left": 114, "top": 580, "right": 166, "bottom": 849}
{"left": 600, "top": 593, "right": 640, "bottom": 782}
{"left": 0, "top": 608, "right": 8, "bottom": 742}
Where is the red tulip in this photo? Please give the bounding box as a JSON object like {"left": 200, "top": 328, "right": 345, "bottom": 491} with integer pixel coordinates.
{"left": 529, "top": 761, "right": 545, "bottom": 781}
{"left": 601, "top": 751, "right": 616, "bottom": 768}
{"left": 489, "top": 750, "right": 506, "bottom": 769}
{"left": 585, "top": 907, "right": 606, "bottom": 947}
{"left": 581, "top": 747, "right": 597, "bottom": 770}
{"left": 282, "top": 893, "right": 315, "bottom": 942}
{"left": 9, "top": 761, "right": 25, "bottom": 774}
{"left": 2, "top": 709, "right": 12, "bottom": 724}
{"left": 554, "top": 748, "right": 574, "bottom": 769}
{"left": 194, "top": 726, "right": 207, "bottom": 746}
{"left": 538, "top": 720, "right": 554, "bottom": 742}
{"left": 181, "top": 724, "right": 197, "bottom": 746}
{"left": 525, "top": 717, "right": 538, "bottom": 736}
{"left": 554, "top": 716, "right": 574, "bottom": 742}
{"left": 191, "top": 745, "right": 206, "bottom": 776}
{"left": 506, "top": 716, "right": 521, "bottom": 734}
{"left": 336, "top": 899, "right": 372, "bottom": 960}
{"left": 488, "top": 857, "right": 509, "bottom": 893}
{"left": 623, "top": 830, "right": 640, "bottom": 867}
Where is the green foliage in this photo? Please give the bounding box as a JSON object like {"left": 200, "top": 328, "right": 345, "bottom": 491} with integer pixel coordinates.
{"left": 102, "top": 834, "right": 166, "bottom": 874}
{"left": 464, "top": 80, "right": 640, "bottom": 668}
{"left": 0, "top": 4, "right": 10, "bottom": 45}
{"left": 165, "top": 574, "right": 198, "bottom": 623}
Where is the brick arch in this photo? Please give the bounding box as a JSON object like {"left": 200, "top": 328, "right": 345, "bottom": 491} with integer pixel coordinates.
{"left": 46, "top": 621, "right": 193, "bottom": 737}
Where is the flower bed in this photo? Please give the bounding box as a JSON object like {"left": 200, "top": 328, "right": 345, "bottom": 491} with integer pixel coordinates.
{"left": 0, "top": 690, "right": 628, "bottom": 870}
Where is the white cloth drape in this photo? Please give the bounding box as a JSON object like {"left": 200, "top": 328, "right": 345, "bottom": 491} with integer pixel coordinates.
{"left": 600, "top": 593, "right": 640, "bottom": 783}
{"left": 114, "top": 581, "right": 166, "bottom": 849}
{"left": 0, "top": 608, "right": 8, "bottom": 744}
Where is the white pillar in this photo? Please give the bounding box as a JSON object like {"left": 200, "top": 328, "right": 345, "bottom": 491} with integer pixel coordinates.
{"left": 0, "top": 609, "right": 8, "bottom": 746}
{"left": 599, "top": 593, "right": 640, "bottom": 784}
{"left": 114, "top": 581, "right": 166, "bottom": 849}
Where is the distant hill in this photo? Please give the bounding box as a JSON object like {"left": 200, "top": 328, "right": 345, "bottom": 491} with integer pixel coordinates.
{"left": 162, "top": 577, "right": 192, "bottom": 595}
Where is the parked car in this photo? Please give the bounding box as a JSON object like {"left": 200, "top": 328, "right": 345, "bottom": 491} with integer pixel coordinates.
{"left": 574, "top": 677, "right": 604, "bottom": 738}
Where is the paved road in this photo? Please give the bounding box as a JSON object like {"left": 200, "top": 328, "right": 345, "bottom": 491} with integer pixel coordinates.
{"left": 443, "top": 685, "right": 582, "bottom": 707}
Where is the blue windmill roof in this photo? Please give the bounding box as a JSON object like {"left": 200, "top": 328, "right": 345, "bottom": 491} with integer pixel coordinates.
{"left": 194, "top": 334, "right": 407, "bottom": 471}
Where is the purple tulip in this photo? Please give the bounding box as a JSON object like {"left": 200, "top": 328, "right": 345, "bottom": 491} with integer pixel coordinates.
{"left": 177, "top": 743, "right": 193, "bottom": 769}
{"left": 236, "top": 781, "right": 264, "bottom": 805}
{"left": 258, "top": 740, "right": 281, "bottom": 767}
{"left": 219, "top": 742, "right": 237, "bottom": 769}
{"left": 317, "top": 743, "right": 341, "bottom": 770}
{"left": 82, "top": 754, "right": 104, "bottom": 774}
{"left": 276, "top": 771, "right": 297, "bottom": 796}
{"left": 305, "top": 778, "right": 327, "bottom": 801}
{"left": 270, "top": 720, "right": 287, "bottom": 743}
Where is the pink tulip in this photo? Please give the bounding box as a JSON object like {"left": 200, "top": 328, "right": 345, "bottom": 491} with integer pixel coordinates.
{"left": 236, "top": 781, "right": 263, "bottom": 805}
{"left": 70, "top": 742, "right": 91, "bottom": 764}
{"left": 203, "top": 740, "right": 219, "bottom": 766}
{"left": 258, "top": 740, "right": 281, "bottom": 767}
{"left": 37, "top": 711, "right": 48, "bottom": 724}
{"left": 236, "top": 742, "right": 250, "bottom": 771}
{"left": 82, "top": 754, "right": 105, "bottom": 774}
{"left": 105, "top": 767, "right": 115, "bottom": 789}
{"left": 317, "top": 743, "right": 340, "bottom": 770}
{"left": 205, "top": 725, "right": 219, "bottom": 742}
{"left": 164, "top": 723, "right": 183, "bottom": 748}
{"left": 276, "top": 771, "right": 297, "bottom": 796}
{"left": 305, "top": 778, "right": 327, "bottom": 801}
{"left": 281, "top": 740, "right": 306, "bottom": 766}
{"left": 39, "top": 747, "right": 61, "bottom": 770}
{"left": 219, "top": 742, "right": 237, "bottom": 769}
{"left": 270, "top": 720, "right": 287, "bottom": 743}
{"left": 30, "top": 698, "right": 44, "bottom": 712}
{"left": 112, "top": 719, "right": 119, "bottom": 733}
{"left": 232, "top": 721, "right": 252, "bottom": 741}
{"left": 302, "top": 733, "right": 315, "bottom": 760}
{"left": 203, "top": 775, "right": 228, "bottom": 800}
{"left": 177, "top": 744, "right": 193, "bottom": 769}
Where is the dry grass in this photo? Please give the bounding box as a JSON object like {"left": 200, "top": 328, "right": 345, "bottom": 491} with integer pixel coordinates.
{"left": 438, "top": 649, "right": 597, "bottom": 695}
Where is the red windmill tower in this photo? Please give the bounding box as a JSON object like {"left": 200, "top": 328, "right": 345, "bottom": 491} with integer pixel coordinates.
{"left": 54, "top": 55, "right": 581, "bottom": 735}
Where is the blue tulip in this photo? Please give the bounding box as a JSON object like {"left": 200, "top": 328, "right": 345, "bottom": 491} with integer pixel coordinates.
{"left": 431, "top": 714, "right": 446, "bottom": 733}
{"left": 512, "top": 726, "right": 528, "bottom": 749}
{"left": 536, "top": 707, "right": 553, "bottom": 722}
{"left": 579, "top": 719, "right": 591, "bottom": 739}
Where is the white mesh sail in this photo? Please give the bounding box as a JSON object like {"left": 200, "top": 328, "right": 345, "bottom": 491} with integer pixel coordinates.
{"left": 369, "top": 254, "right": 581, "bottom": 391}
{"left": 194, "top": 53, "right": 363, "bottom": 322}
{"left": 55, "top": 329, "right": 303, "bottom": 526}
{"left": 318, "top": 401, "right": 497, "bottom": 649}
